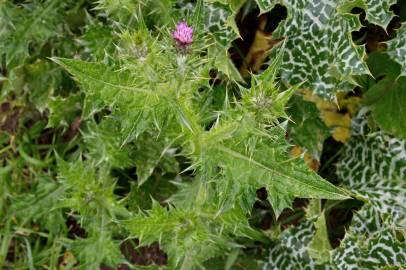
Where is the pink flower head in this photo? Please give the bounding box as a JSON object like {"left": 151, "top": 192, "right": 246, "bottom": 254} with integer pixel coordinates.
{"left": 172, "top": 21, "right": 193, "bottom": 46}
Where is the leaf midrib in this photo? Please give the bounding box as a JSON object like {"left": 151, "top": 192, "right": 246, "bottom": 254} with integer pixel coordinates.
{"left": 217, "top": 145, "right": 349, "bottom": 199}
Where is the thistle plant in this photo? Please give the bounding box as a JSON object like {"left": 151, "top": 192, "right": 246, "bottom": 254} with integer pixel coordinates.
{"left": 0, "top": 1, "right": 405, "bottom": 270}
{"left": 50, "top": 13, "right": 349, "bottom": 267}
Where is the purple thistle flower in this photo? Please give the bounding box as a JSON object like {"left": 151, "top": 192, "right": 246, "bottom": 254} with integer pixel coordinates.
{"left": 172, "top": 21, "right": 193, "bottom": 47}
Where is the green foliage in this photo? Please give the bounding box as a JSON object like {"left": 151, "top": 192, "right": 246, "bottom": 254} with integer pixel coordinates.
{"left": 0, "top": 0, "right": 69, "bottom": 67}
{"left": 363, "top": 52, "right": 406, "bottom": 138}
{"left": 274, "top": 1, "right": 365, "bottom": 99}
{"left": 127, "top": 202, "right": 255, "bottom": 268}
{"left": 287, "top": 95, "right": 330, "bottom": 159}
{"left": 209, "top": 0, "right": 401, "bottom": 99}
{"left": 332, "top": 205, "right": 406, "bottom": 270}
{"left": 334, "top": 109, "right": 406, "bottom": 269}
{"left": 262, "top": 218, "right": 331, "bottom": 270}
{"left": 337, "top": 109, "right": 406, "bottom": 225}
{"left": 47, "top": 93, "right": 82, "bottom": 128}
{"left": 58, "top": 161, "right": 129, "bottom": 268}
{"left": 1, "top": 0, "right": 406, "bottom": 269}
{"left": 387, "top": 23, "right": 406, "bottom": 77}
{"left": 263, "top": 107, "right": 406, "bottom": 269}
{"left": 254, "top": 0, "right": 277, "bottom": 13}
{"left": 53, "top": 33, "right": 348, "bottom": 267}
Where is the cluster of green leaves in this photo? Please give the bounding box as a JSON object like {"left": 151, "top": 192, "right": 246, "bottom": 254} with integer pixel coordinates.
{"left": 52, "top": 24, "right": 348, "bottom": 267}
{"left": 263, "top": 109, "right": 406, "bottom": 269}
{"left": 1, "top": 0, "right": 406, "bottom": 269}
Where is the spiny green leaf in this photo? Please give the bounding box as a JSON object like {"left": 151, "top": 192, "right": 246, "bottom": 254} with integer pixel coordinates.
{"left": 57, "top": 160, "right": 129, "bottom": 226}
{"left": 9, "top": 175, "right": 65, "bottom": 234}
{"left": 47, "top": 93, "right": 82, "bottom": 128}
{"left": 218, "top": 142, "right": 349, "bottom": 200}
{"left": 0, "top": 0, "right": 73, "bottom": 67}
{"left": 84, "top": 119, "right": 136, "bottom": 169}
{"left": 126, "top": 202, "right": 255, "bottom": 269}
{"left": 51, "top": 58, "right": 144, "bottom": 116}
{"left": 70, "top": 231, "right": 125, "bottom": 269}
{"left": 206, "top": 121, "right": 349, "bottom": 215}
{"left": 133, "top": 134, "right": 179, "bottom": 186}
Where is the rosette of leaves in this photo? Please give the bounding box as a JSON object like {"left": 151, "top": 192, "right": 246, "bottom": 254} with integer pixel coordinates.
{"left": 53, "top": 20, "right": 349, "bottom": 267}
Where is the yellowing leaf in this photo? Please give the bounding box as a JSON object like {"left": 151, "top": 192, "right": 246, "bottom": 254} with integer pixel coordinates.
{"left": 301, "top": 89, "right": 361, "bottom": 143}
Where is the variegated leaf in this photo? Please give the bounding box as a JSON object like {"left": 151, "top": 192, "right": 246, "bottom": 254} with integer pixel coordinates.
{"left": 273, "top": 0, "right": 396, "bottom": 99}
{"left": 205, "top": 2, "right": 239, "bottom": 47}
{"left": 331, "top": 107, "right": 406, "bottom": 268}
{"left": 261, "top": 220, "right": 332, "bottom": 270}
{"left": 263, "top": 206, "right": 406, "bottom": 270}
{"left": 337, "top": 108, "right": 406, "bottom": 225}
{"left": 331, "top": 205, "right": 406, "bottom": 270}
{"left": 255, "top": 0, "right": 278, "bottom": 13}
{"left": 364, "top": 0, "right": 397, "bottom": 28}
{"left": 387, "top": 23, "right": 406, "bottom": 77}
{"left": 263, "top": 107, "right": 406, "bottom": 270}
